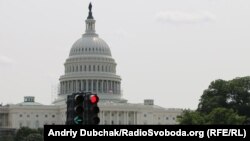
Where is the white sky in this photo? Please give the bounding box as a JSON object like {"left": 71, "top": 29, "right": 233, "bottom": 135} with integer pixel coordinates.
{"left": 0, "top": 0, "right": 250, "bottom": 109}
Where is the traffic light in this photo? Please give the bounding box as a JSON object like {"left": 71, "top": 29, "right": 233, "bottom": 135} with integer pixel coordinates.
{"left": 66, "top": 92, "right": 100, "bottom": 125}
{"left": 66, "top": 92, "right": 85, "bottom": 125}
{"left": 73, "top": 93, "right": 84, "bottom": 124}
{"left": 85, "top": 94, "right": 100, "bottom": 125}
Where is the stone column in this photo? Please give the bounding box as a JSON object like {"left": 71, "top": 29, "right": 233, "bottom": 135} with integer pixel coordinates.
{"left": 106, "top": 80, "right": 109, "bottom": 93}
{"left": 63, "top": 82, "right": 65, "bottom": 94}
{"left": 91, "top": 80, "right": 94, "bottom": 92}
{"left": 103, "top": 111, "right": 106, "bottom": 125}
{"left": 86, "top": 80, "right": 88, "bottom": 92}
{"left": 111, "top": 81, "right": 113, "bottom": 94}
{"left": 110, "top": 112, "right": 112, "bottom": 124}
{"left": 118, "top": 82, "right": 120, "bottom": 94}
{"left": 81, "top": 80, "right": 83, "bottom": 91}
{"left": 117, "top": 111, "right": 120, "bottom": 125}
{"left": 96, "top": 80, "right": 99, "bottom": 93}
{"left": 125, "top": 112, "right": 128, "bottom": 125}
{"left": 69, "top": 81, "right": 71, "bottom": 94}
{"left": 76, "top": 80, "right": 78, "bottom": 92}
{"left": 134, "top": 111, "right": 136, "bottom": 124}
{"left": 60, "top": 82, "right": 62, "bottom": 94}
{"left": 65, "top": 82, "right": 67, "bottom": 93}
{"left": 101, "top": 80, "right": 104, "bottom": 93}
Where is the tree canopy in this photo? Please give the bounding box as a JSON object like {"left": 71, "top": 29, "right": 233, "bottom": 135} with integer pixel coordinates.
{"left": 179, "top": 76, "right": 250, "bottom": 124}
{"left": 14, "top": 127, "right": 43, "bottom": 141}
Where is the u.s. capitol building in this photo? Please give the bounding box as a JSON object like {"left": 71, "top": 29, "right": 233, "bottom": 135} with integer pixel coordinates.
{"left": 0, "top": 4, "right": 182, "bottom": 129}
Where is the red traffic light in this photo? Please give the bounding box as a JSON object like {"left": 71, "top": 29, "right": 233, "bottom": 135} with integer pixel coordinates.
{"left": 89, "top": 95, "right": 99, "bottom": 104}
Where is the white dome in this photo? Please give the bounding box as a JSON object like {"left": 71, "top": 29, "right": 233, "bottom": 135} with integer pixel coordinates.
{"left": 69, "top": 34, "right": 112, "bottom": 56}
{"left": 54, "top": 5, "right": 125, "bottom": 105}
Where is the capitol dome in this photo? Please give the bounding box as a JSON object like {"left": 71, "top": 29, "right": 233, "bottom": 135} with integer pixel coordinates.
{"left": 69, "top": 35, "right": 112, "bottom": 56}
{"left": 54, "top": 3, "right": 124, "bottom": 105}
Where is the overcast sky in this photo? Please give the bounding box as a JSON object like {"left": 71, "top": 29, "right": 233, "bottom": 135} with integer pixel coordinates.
{"left": 0, "top": 0, "right": 250, "bottom": 109}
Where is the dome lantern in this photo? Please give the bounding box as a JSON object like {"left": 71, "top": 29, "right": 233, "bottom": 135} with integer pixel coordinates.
{"left": 85, "top": 3, "right": 96, "bottom": 35}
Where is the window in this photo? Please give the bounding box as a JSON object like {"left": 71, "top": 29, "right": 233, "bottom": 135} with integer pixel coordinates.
{"left": 173, "top": 117, "right": 176, "bottom": 120}
{"left": 84, "top": 65, "right": 87, "bottom": 71}
{"left": 45, "top": 115, "right": 48, "bottom": 118}
{"left": 93, "top": 65, "right": 95, "bottom": 71}
{"left": 144, "top": 114, "right": 147, "bottom": 117}
{"left": 27, "top": 115, "right": 30, "bottom": 118}
{"left": 19, "top": 114, "right": 22, "bottom": 117}
{"left": 80, "top": 66, "right": 82, "bottom": 71}
{"left": 166, "top": 117, "right": 169, "bottom": 120}
{"left": 36, "top": 115, "right": 39, "bottom": 118}
{"left": 111, "top": 121, "right": 114, "bottom": 125}
{"left": 97, "top": 65, "right": 100, "bottom": 71}
{"left": 89, "top": 65, "right": 91, "bottom": 71}
{"left": 52, "top": 115, "right": 55, "bottom": 118}
{"left": 158, "top": 117, "right": 160, "bottom": 120}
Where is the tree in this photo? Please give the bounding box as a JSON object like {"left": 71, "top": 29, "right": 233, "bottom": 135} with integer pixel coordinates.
{"left": 198, "top": 79, "right": 229, "bottom": 114}
{"left": 0, "top": 135, "right": 14, "bottom": 141}
{"left": 178, "top": 76, "right": 250, "bottom": 124}
{"left": 14, "top": 127, "right": 44, "bottom": 141}
{"left": 178, "top": 108, "right": 246, "bottom": 125}
{"left": 25, "top": 133, "right": 43, "bottom": 141}
{"left": 198, "top": 76, "right": 250, "bottom": 118}
{"left": 14, "top": 127, "right": 37, "bottom": 141}
{"left": 206, "top": 108, "right": 246, "bottom": 124}
{"left": 178, "top": 110, "right": 205, "bottom": 125}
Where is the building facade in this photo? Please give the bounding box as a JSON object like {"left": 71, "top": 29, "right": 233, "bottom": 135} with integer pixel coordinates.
{"left": 0, "top": 4, "right": 182, "bottom": 129}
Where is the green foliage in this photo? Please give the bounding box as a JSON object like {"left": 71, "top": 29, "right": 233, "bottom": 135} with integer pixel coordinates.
{"left": 198, "top": 76, "right": 250, "bottom": 118}
{"left": 25, "top": 133, "right": 43, "bottom": 141}
{"left": 178, "top": 110, "right": 205, "bottom": 125}
{"left": 206, "top": 108, "right": 246, "bottom": 124}
{"left": 179, "top": 76, "right": 250, "bottom": 125}
{"left": 178, "top": 108, "right": 246, "bottom": 125}
{"left": 14, "top": 127, "right": 43, "bottom": 141}
{"left": 15, "top": 127, "right": 37, "bottom": 141}
{"left": 0, "top": 135, "right": 14, "bottom": 141}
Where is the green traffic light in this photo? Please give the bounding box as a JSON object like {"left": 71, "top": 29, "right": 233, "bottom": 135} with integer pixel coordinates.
{"left": 74, "top": 116, "right": 83, "bottom": 124}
